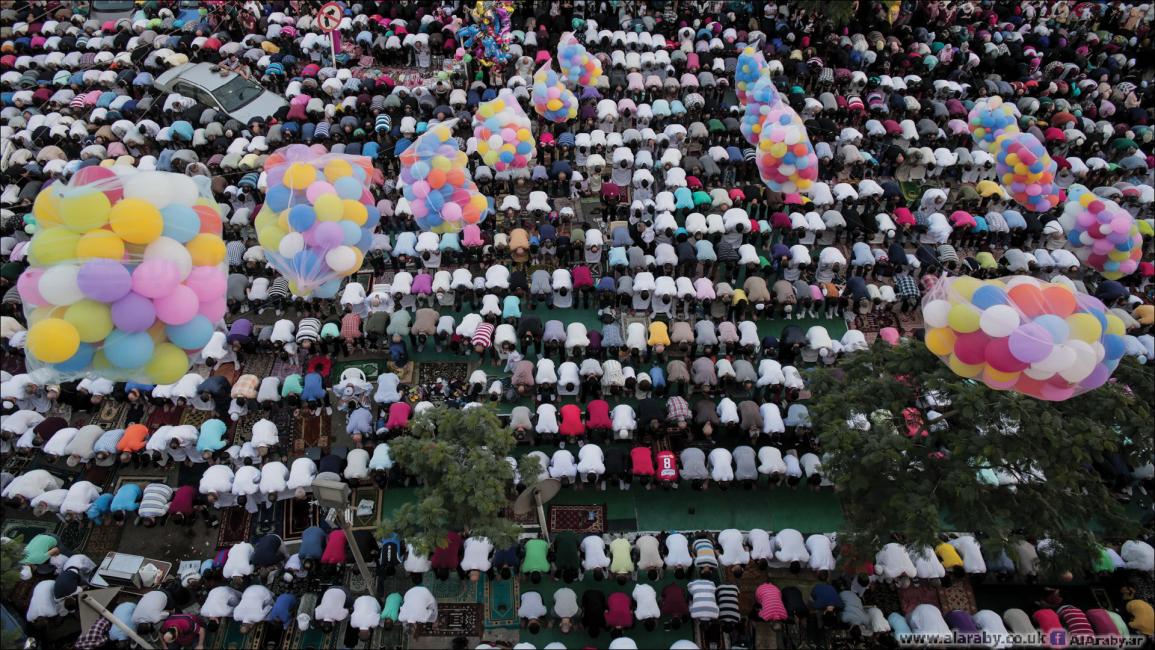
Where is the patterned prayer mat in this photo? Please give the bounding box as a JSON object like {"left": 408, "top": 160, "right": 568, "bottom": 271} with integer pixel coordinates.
{"left": 203, "top": 619, "right": 260, "bottom": 650}
{"left": 428, "top": 573, "right": 480, "bottom": 603}
{"left": 294, "top": 412, "right": 332, "bottom": 453}
{"left": 269, "top": 407, "right": 295, "bottom": 448}
{"left": 80, "top": 524, "right": 124, "bottom": 563}
{"left": 56, "top": 520, "right": 89, "bottom": 554}
{"left": 232, "top": 411, "right": 263, "bottom": 446}
{"left": 898, "top": 582, "right": 941, "bottom": 615}
{"left": 0, "top": 518, "right": 55, "bottom": 546}
{"left": 418, "top": 603, "right": 484, "bottom": 637}
{"left": 88, "top": 401, "right": 128, "bottom": 429}
{"left": 938, "top": 580, "right": 978, "bottom": 614}
{"left": 853, "top": 311, "right": 900, "bottom": 337}
{"left": 242, "top": 353, "right": 275, "bottom": 380}
{"left": 865, "top": 581, "right": 903, "bottom": 616}
{"left": 180, "top": 408, "right": 216, "bottom": 428}
{"left": 349, "top": 485, "right": 382, "bottom": 531}
{"left": 146, "top": 405, "right": 184, "bottom": 429}
{"left": 270, "top": 357, "right": 301, "bottom": 380}
{"left": 333, "top": 358, "right": 385, "bottom": 382}
{"left": 484, "top": 575, "right": 519, "bottom": 628}
{"left": 417, "top": 361, "right": 470, "bottom": 385}
{"left": 216, "top": 507, "right": 252, "bottom": 548}
{"left": 282, "top": 499, "right": 319, "bottom": 541}
{"left": 548, "top": 504, "right": 607, "bottom": 534}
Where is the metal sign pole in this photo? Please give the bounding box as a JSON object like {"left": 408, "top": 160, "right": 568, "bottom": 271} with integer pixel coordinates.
{"left": 339, "top": 508, "right": 374, "bottom": 593}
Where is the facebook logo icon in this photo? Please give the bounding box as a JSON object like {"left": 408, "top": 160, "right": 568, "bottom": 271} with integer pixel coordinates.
{"left": 1047, "top": 629, "right": 1068, "bottom": 648}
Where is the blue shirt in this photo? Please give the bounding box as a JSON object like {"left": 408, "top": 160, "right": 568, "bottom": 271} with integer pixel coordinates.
{"left": 110, "top": 484, "right": 142, "bottom": 513}
{"left": 267, "top": 593, "right": 297, "bottom": 628}
{"left": 86, "top": 493, "right": 114, "bottom": 524}
{"left": 197, "top": 419, "right": 228, "bottom": 453}
{"left": 302, "top": 373, "right": 325, "bottom": 402}
{"left": 346, "top": 408, "right": 373, "bottom": 434}
{"left": 93, "top": 429, "right": 124, "bottom": 455}
{"left": 300, "top": 526, "right": 326, "bottom": 560}
{"left": 811, "top": 584, "right": 843, "bottom": 611}
{"left": 108, "top": 603, "right": 137, "bottom": 641}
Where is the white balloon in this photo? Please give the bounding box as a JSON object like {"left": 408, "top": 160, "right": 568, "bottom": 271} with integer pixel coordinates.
{"left": 1033, "top": 345, "right": 1075, "bottom": 374}
{"left": 279, "top": 232, "right": 305, "bottom": 258}
{"left": 143, "top": 237, "right": 193, "bottom": 279}
{"left": 325, "top": 245, "right": 357, "bottom": 273}
{"left": 39, "top": 264, "right": 84, "bottom": 306}
{"left": 123, "top": 171, "right": 177, "bottom": 208}
{"left": 923, "top": 299, "right": 952, "bottom": 329}
{"left": 1023, "top": 367, "right": 1055, "bottom": 381}
{"left": 1004, "top": 276, "right": 1040, "bottom": 289}
{"left": 168, "top": 174, "right": 200, "bottom": 206}
{"left": 1059, "top": 340, "right": 1097, "bottom": 383}
{"left": 979, "top": 304, "right": 1020, "bottom": 338}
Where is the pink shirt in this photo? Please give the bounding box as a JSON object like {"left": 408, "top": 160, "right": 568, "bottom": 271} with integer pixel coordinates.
{"left": 756, "top": 583, "right": 787, "bottom": 621}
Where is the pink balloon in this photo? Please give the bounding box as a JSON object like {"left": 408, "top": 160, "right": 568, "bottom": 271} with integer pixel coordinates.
{"left": 547, "top": 86, "right": 561, "bottom": 100}
{"left": 442, "top": 203, "right": 462, "bottom": 222}
{"left": 411, "top": 201, "right": 428, "bottom": 218}
{"left": 306, "top": 181, "right": 335, "bottom": 203}
{"left": 184, "top": 266, "right": 227, "bottom": 303}
{"left": 1112, "top": 217, "right": 1131, "bottom": 234}
{"left": 411, "top": 181, "right": 431, "bottom": 199}
{"left": 154, "top": 285, "right": 200, "bottom": 325}
{"left": 198, "top": 295, "right": 228, "bottom": 322}
{"left": 132, "top": 259, "right": 181, "bottom": 299}
{"left": 16, "top": 268, "right": 46, "bottom": 307}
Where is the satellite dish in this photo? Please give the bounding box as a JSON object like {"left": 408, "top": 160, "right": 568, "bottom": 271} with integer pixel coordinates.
{"left": 513, "top": 479, "right": 561, "bottom": 542}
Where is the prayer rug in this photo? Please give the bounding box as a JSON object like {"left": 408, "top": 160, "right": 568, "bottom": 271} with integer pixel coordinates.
{"left": 428, "top": 573, "right": 480, "bottom": 603}
{"left": 548, "top": 504, "right": 607, "bottom": 534}
{"left": 55, "top": 520, "right": 89, "bottom": 554}
{"left": 0, "top": 518, "right": 54, "bottom": 545}
{"left": 349, "top": 485, "right": 383, "bottom": 531}
{"left": 179, "top": 408, "right": 215, "bottom": 428}
{"left": 484, "top": 575, "right": 519, "bottom": 628}
{"left": 88, "top": 401, "right": 128, "bottom": 429}
{"left": 203, "top": 619, "right": 257, "bottom": 650}
{"left": 853, "top": 311, "right": 900, "bottom": 337}
{"left": 146, "top": 405, "right": 184, "bottom": 429}
{"left": 332, "top": 358, "right": 385, "bottom": 382}
{"left": 898, "top": 582, "right": 940, "bottom": 615}
{"left": 394, "top": 360, "right": 417, "bottom": 384}
{"left": 270, "top": 357, "right": 300, "bottom": 380}
{"left": 242, "top": 353, "right": 274, "bottom": 380}
{"left": 281, "top": 498, "right": 318, "bottom": 541}
{"left": 506, "top": 505, "right": 537, "bottom": 526}
{"left": 896, "top": 309, "right": 924, "bottom": 334}
{"left": 216, "top": 507, "right": 252, "bottom": 549}
{"left": 418, "top": 603, "right": 484, "bottom": 637}
{"left": 80, "top": 524, "right": 124, "bottom": 564}
{"left": 938, "top": 579, "right": 977, "bottom": 614}
{"left": 865, "top": 581, "right": 903, "bottom": 616}
{"left": 294, "top": 412, "right": 332, "bottom": 453}
{"left": 232, "top": 411, "right": 263, "bottom": 446}
{"left": 80, "top": 463, "right": 113, "bottom": 487}
{"left": 417, "top": 361, "right": 470, "bottom": 385}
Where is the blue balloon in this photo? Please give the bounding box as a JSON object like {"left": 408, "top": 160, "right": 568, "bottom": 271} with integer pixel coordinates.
{"left": 104, "top": 330, "right": 155, "bottom": 370}
{"left": 1102, "top": 334, "right": 1126, "bottom": 360}
{"left": 160, "top": 205, "right": 200, "bottom": 243}
{"left": 314, "top": 279, "right": 342, "bottom": 299}
{"left": 423, "top": 214, "right": 444, "bottom": 228}
{"left": 410, "top": 161, "right": 430, "bottom": 180}
{"left": 334, "top": 176, "right": 363, "bottom": 200}
{"left": 288, "top": 204, "right": 317, "bottom": 232}
{"left": 55, "top": 343, "right": 95, "bottom": 373}
{"left": 340, "top": 220, "right": 362, "bottom": 246}
{"left": 971, "top": 285, "right": 1007, "bottom": 310}
{"left": 427, "top": 191, "right": 445, "bottom": 211}
{"left": 362, "top": 205, "right": 381, "bottom": 229}
{"left": 166, "top": 316, "right": 214, "bottom": 350}
{"left": 351, "top": 165, "right": 367, "bottom": 181}
{"left": 357, "top": 230, "right": 374, "bottom": 251}
{"left": 1033, "top": 314, "right": 1069, "bottom": 343}
{"left": 292, "top": 249, "right": 325, "bottom": 279}
{"left": 266, "top": 185, "right": 292, "bottom": 211}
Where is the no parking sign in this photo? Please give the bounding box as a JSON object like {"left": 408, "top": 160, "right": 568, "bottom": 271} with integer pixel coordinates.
{"left": 317, "top": 2, "right": 342, "bottom": 66}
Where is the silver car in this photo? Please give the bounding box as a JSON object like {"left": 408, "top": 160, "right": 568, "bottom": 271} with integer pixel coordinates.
{"left": 154, "top": 62, "right": 287, "bottom": 124}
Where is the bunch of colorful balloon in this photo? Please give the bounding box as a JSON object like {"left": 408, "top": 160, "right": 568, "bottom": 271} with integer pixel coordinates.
{"left": 458, "top": 0, "right": 515, "bottom": 67}
{"left": 256, "top": 145, "right": 379, "bottom": 299}
{"left": 472, "top": 89, "right": 536, "bottom": 172}
{"left": 556, "top": 33, "right": 602, "bottom": 88}
{"left": 754, "top": 102, "right": 818, "bottom": 194}
{"left": 922, "top": 276, "right": 1126, "bottom": 401}
{"left": 993, "top": 132, "right": 1063, "bottom": 212}
{"left": 967, "top": 95, "right": 1020, "bottom": 152}
{"left": 734, "top": 47, "right": 766, "bottom": 105}
{"left": 399, "top": 119, "right": 489, "bottom": 234}
{"left": 739, "top": 72, "right": 781, "bottom": 147}
{"left": 1059, "top": 184, "right": 1143, "bottom": 280}
{"left": 531, "top": 63, "right": 578, "bottom": 123}
{"left": 19, "top": 167, "right": 228, "bottom": 384}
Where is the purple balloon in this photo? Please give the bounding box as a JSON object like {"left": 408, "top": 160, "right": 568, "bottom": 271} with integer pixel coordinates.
{"left": 313, "top": 221, "right": 344, "bottom": 250}
{"left": 1008, "top": 322, "right": 1053, "bottom": 364}
{"left": 1079, "top": 364, "right": 1111, "bottom": 391}
{"left": 111, "top": 292, "right": 157, "bottom": 333}
{"left": 132, "top": 259, "right": 181, "bottom": 299}
{"left": 77, "top": 260, "right": 132, "bottom": 303}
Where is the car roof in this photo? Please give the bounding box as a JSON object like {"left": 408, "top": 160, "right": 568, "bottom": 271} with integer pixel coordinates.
{"left": 170, "top": 63, "right": 237, "bottom": 91}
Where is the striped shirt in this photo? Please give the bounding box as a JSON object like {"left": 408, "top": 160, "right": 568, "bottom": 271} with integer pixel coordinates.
{"left": 267, "top": 277, "right": 291, "bottom": 300}
{"left": 296, "top": 318, "right": 321, "bottom": 342}
{"left": 717, "top": 584, "right": 740, "bottom": 623}
{"left": 1057, "top": 606, "right": 1093, "bottom": 636}
{"left": 471, "top": 322, "right": 495, "bottom": 349}
{"left": 374, "top": 114, "right": 391, "bottom": 133}
{"left": 226, "top": 241, "right": 246, "bottom": 266}
{"left": 340, "top": 313, "right": 362, "bottom": 340}
{"left": 137, "top": 483, "right": 173, "bottom": 519}
{"left": 756, "top": 583, "right": 787, "bottom": 621}
{"left": 692, "top": 539, "right": 718, "bottom": 570}
{"left": 315, "top": 122, "right": 331, "bottom": 139}
{"left": 687, "top": 580, "right": 719, "bottom": 620}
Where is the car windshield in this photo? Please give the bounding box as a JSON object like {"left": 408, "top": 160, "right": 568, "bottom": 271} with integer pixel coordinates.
{"left": 214, "top": 76, "right": 264, "bottom": 112}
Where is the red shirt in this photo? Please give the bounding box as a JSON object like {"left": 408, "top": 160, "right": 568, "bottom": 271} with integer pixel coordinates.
{"left": 572, "top": 265, "right": 594, "bottom": 289}
{"left": 656, "top": 451, "right": 679, "bottom": 482}
{"left": 431, "top": 532, "right": 463, "bottom": 570}
{"left": 1033, "top": 608, "right": 1062, "bottom": 633}
{"left": 160, "top": 614, "right": 200, "bottom": 646}
{"left": 630, "top": 447, "right": 655, "bottom": 475}
{"left": 169, "top": 485, "right": 195, "bottom": 516}
{"left": 586, "top": 400, "right": 612, "bottom": 429}
{"left": 661, "top": 584, "right": 689, "bottom": 617}
{"left": 321, "top": 530, "right": 347, "bottom": 565}
{"left": 386, "top": 402, "right": 411, "bottom": 428}
{"left": 559, "top": 404, "right": 586, "bottom": 437}
{"left": 605, "top": 592, "right": 633, "bottom": 629}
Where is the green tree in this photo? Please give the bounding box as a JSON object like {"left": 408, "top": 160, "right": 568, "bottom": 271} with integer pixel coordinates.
{"left": 795, "top": 0, "right": 859, "bottom": 26}
{"left": 1, "top": 537, "right": 26, "bottom": 648}
{"left": 808, "top": 342, "right": 1153, "bottom": 574}
{"left": 379, "top": 406, "right": 542, "bottom": 555}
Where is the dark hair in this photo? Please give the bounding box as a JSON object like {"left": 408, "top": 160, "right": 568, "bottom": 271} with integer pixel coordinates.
{"left": 789, "top": 561, "right": 801, "bottom": 574}
{"left": 527, "top": 621, "right": 541, "bottom": 634}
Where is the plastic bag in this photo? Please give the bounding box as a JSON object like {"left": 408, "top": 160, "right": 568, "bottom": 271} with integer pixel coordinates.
{"left": 531, "top": 62, "right": 578, "bottom": 123}
{"left": 398, "top": 119, "right": 489, "bottom": 233}
{"left": 472, "top": 88, "right": 536, "bottom": 172}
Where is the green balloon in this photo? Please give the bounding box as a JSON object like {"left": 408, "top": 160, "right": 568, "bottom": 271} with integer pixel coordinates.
{"left": 463, "top": 54, "right": 473, "bottom": 63}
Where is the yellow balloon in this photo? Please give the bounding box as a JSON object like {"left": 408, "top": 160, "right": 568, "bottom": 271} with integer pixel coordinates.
{"left": 254, "top": 205, "right": 277, "bottom": 231}
{"left": 323, "top": 159, "right": 353, "bottom": 182}
{"left": 1079, "top": 193, "right": 1095, "bottom": 207}
{"left": 63, "top": 300, "right": 114, "bottom": 343}
{"left": 258, "top": 226, "right": 287, "bottom": 251}
{"left": 546, "top": 99, "right": 562, "bottom": 111}
{"left": 147, "top": 320, "right": 168, "bottom": 344}
{"left": 28, "top": 306, "right": 65, "bottom": 325}
{"left": 925, "top": 327, "right": 958, "bottom": 356}
{"left": 984, "top": 368, "right": 1020, "bottom": 384}
{"left": 314, "top": 194, "right": 343, "bottom": 221}
{"left": 145, "top": 342, "right": 190, "bottom": 384}
{"left": 342, "top": 248, "right": 365, "bottom": 276}
{"left": 75, "top": 230, "right": 126, "bottom": 260}
{"left": 1107, "top": 248, "right": 1130, "bottom": 262}
{"left": 430, "top": 155, "right": 452, "bottom": 172}
{"left": 342, "top": 200, "right": 368, "bottom": 226}
{"left": 948, "top": 354, "right": 984, "bottom": 378}
{"left": 284, "top": 163, "right": 316, "bottom": 190}
{"left": 27, "top": 318, "right": 80, "bottom": 363}
{"left": 59, "top": 190, "right": 111, "bottom": 233}
{"left": 109, "top": 198, "right": 163, "bottom": 244}
{"left": 1105, "top": 314, "right": 1125, "bottom": 337}
{"left": 947, "top": 303, "right": 981, "bottom": 333}
{"left": 277, "top": 209, "right": 291, "bottom": 231}
{"left": 1066, "top": 313, "right": 1102, "bottom": 343}
{"left": 29, "top": 228, "right": 80, "bottom": 266}
{"left": 770, "top": 143, "right": 787, "bottom": 158}
{"left": 470, "top": 194, "right": 488, "bottom": 211}
{"left": 33, "top": 188, "right": 62, "bottom": 228}
{"left": 186, "top": 234, "right": 226, "bottom": 266}
{"left": 92, "top": 349, "right": 111, "bottom": 371}
{"left": 951, "top": 276, "right": 982, "bottom": 301}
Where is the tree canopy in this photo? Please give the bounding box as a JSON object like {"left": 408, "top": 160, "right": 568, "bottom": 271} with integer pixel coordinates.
{"left": 808, "top": 341, "right": 1153, "bottom": 574}
{"left": 379, "top": 406, "right": 541, "bottom": 554}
